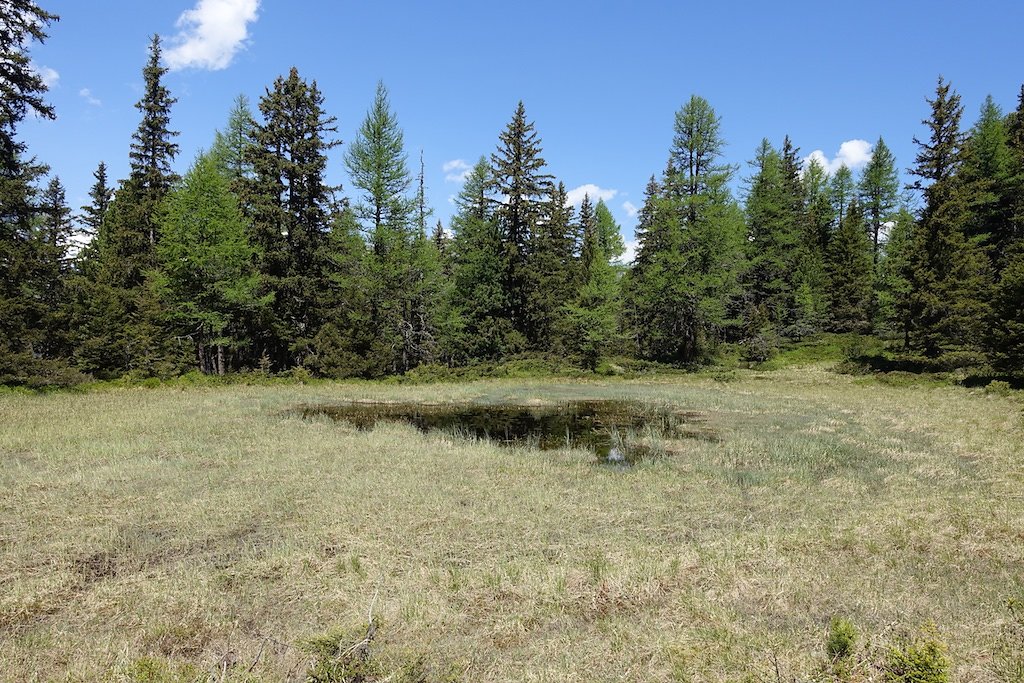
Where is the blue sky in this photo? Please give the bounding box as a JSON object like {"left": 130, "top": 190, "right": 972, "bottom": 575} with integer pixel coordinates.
{"left": 23, "top": 1, "right": 1024, "bottom": 257}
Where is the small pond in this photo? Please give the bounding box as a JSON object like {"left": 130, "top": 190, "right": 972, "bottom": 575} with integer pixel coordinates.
{"left": 300, "top": 399, "right": 714, "bottom": 465}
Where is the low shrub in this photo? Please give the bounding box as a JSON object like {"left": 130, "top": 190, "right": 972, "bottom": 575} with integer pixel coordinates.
{"left": 883, "top": 625, "right": 950, "bottom": 683}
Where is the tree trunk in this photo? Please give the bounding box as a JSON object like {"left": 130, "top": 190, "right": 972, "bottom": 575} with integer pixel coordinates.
{"left": 217, "top": 345, "right": 225, "bottom": 375}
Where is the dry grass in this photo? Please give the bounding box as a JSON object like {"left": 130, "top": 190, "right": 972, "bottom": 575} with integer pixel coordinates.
{"left": 0, "top": 367, "right": 1022, "bottom": 681}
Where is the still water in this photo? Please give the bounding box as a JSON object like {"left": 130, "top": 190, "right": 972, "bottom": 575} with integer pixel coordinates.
{"left": 301, "top": 399, "right": 712, "bottom": 465}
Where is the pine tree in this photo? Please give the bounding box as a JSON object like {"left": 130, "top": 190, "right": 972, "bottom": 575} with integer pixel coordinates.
{"left": 906, "top": 76, "right": 991, "bottom": 355}
{"left": 243, "top": 67, "right": 339, "bottom": 369}
{"left": 155, "top": 150, "right": 265, "bottom": 374}
{"left": 489, "top": 102, "right": 553, "bottom": 347}
{"left": 858, "top": 137, "right": 900, "bottom": 265}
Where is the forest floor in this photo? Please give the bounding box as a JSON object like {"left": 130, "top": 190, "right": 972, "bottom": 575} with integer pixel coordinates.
{"left": 1, "top": 364, "right": 1022, "bottom": 681}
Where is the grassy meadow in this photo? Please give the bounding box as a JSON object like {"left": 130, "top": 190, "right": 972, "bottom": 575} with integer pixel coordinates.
{"left": 1, "top": 366, "right": 1022, "bottom": 681}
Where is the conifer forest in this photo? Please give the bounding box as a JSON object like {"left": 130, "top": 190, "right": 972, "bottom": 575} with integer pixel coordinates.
{"left": 7, "top": 4, "right": 1024, "bottom": 681}
{"left": 3, "top": 6, "right": 1024, "bottom": 385}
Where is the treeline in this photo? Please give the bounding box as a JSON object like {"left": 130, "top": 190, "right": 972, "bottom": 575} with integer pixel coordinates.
{"left": 3, "top": 7, "right": 1024, "bottom": 385}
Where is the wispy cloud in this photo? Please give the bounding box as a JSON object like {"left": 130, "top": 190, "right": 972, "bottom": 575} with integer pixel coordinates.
{"left": 804, "top": 139, "right": 873, "bottom": 175}
{"left": 165, "top": 0, "right": 260, "bottom": 71}
{"left": 34, "top": 64, "right": 59, "bottom": 88}
{"left": 442, "top": 159, "right": 472, "bottom": 184}
{"left": 622, "top": 201, "right": 639, "bottom": 218}
{"left": 565, "top": 183, "right": 617, "bottom": 207}
{"left": 79, "top": 88, "right": 102, "bottom": 107}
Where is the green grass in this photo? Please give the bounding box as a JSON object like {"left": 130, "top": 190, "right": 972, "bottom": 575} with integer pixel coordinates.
{"left": 1, "top": 367, "right": 1022, "bottom": 681}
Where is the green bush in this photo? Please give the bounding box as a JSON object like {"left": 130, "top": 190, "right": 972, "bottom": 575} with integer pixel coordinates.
{"left": 884, "top": 625, "right": 950, "bottom": 683}
{"left": 985, "top": 380, "right": 1013, "bottom": 396}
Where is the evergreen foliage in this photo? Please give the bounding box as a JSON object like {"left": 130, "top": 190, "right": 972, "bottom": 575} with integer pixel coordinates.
{"left": 490, "top": 102, "right": 553, "bottom": 347}
{"left": 448, "top": 158, "right": 511, "bottom": 361}
{"left": 825, "top": 199, "right": 874, "bottom": 332}
{"left": 242, "top": 67, "right": 339, "bottom": 370}
{"left": 905, "top": 77, "right": 992, "bottom": 355}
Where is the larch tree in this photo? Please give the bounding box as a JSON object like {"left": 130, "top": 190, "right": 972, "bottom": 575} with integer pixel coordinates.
{"left": 343, "top": 81, "right": 428, "bottom": 375}
{"left": 155, "top": 150, "right": 266, "bottom": 374}
{"left": 858, "top": 137, "right": 900, "bottom": 266}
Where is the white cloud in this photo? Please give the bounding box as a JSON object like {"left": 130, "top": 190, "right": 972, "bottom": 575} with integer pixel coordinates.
{"left": 34, "top": 64, "right": 59, "bottom": 88}
{"left": 803, "top": 139, "right": 873, "bottom": 175}
{"left": 622, "top": 201, "right": 639, "bottom": 218}
{"left": 79, "top": 88, "right": 101, "bottom": 107}
{"left": 442, "top": 159, "right": 471, "bottom": 184}
{"left": 165, "top": 0, "right": 260, "bottom": 71}
{"left": 565, "top": 183, "right": 617, "bottom": 207}
{"left": 616, "top": 239, "right": 639, "bottom": 266}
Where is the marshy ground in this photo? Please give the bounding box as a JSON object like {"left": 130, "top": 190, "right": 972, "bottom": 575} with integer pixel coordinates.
{"left": 1, "top": 366, "right": 1022, "bottom": 681}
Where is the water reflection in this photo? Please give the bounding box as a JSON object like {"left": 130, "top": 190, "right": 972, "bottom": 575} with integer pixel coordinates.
{"left": 300, "top": 399, "right": 713, "bottom": 465}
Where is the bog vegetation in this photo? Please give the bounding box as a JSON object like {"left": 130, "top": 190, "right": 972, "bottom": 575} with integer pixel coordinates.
{"left": 3, "top": 4, "right": 1024, "bottom": 387}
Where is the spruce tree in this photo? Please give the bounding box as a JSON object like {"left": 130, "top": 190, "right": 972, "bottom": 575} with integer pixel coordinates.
{"left": 128, "top": 34, "right": 180, "bottom": 248}
{"left": 961, "top": 96, "right": 1012, "bottom": 260}
{"left": 0, "top": 0, "right": 57, "bottom": 168}
{"left": 986, "top": 85, "right": 1024, "bottom": 370}
{"left": 243, "top": 67, "right": 339, "bottom": 369}
{"left": 825, "top": 199, "right": 874, "bottom": 332}
{"left": 744, "top": 140, "right": 801, "bottom": 331}
{"left": 627, "top": 96, "right": 746, "bottom": 364}
{"left": 0, "top": 1, "right": 68, "bottom": 384}
{"left": 311, "top": 205, "right": 374, "bottom": 378}
{"left": 526, "top": 181, "right": 577, "bottom": 351}
{"left": 829, "top": 165, "right": 856, "bottom": 226}
{"left": 449, "top": 158, "right": 511, "bottom": 361}
{"left": 78, "top": 161, "right": 112, "bottom": 238}
{"left": 803, "top": 156, "right": 834, "bottom": 252}
{"left": 563, "top": 240, "right": 620, "bottom": 370}
{"left": 489, "top": 102, "right": 553, "bottom": 347}
{"left": 906, "top": 76, "right": 991, "bottom": 355}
